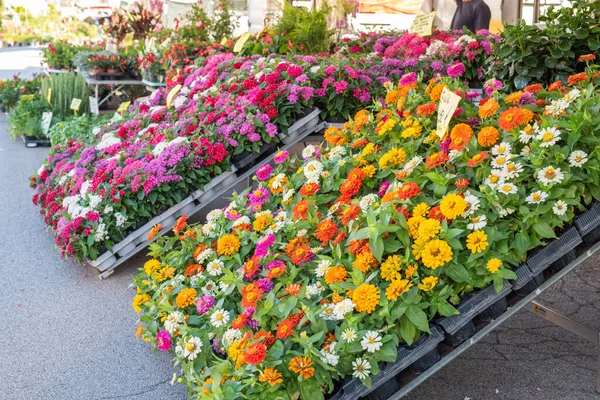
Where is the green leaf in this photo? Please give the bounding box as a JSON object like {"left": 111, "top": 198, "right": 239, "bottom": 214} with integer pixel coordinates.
{"left": 533, "top": 222, "right": 557, "bottom": 239}
{"left": 523, "top": 56, "right": 538, "bottom": 67}
{"left": 575, "top": 29, "right": 589, "bottom": 39}
{"left": 299, "top": 379, "right": 323, "bottom": 400}
{"left": 445, "top": 263, "right": 470, "bottom": 283}
{"left": 371, "top": 236, "right": 384, "bottom": 261}
{"left": 406, "top": 305, "right": 430, "bottom": 333}
{"left": 436, "top": 301, "right": 459, "bottom": 317}
{"left": 514, "top": 232, "right": 530, "bottom": 256}
{"left": 498, "top": 269, "right": 517, "bottom": 280}
{"left": 399, "top": 315, "right": 416, "bottom": 345}
{"left": 375, "top": 340, "right": 398, "bottom": 363}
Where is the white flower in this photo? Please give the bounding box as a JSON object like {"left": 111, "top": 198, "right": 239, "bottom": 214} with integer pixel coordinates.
{"left": 206, "top": 209, "right": 223, "bottom": 222}
{"left": 303, "top": 160, "right": 323, "bottom": 182}
{"left": 315, "top": 259, "right": 331, "bottom": 277}
{"left": 302, "top": 145, "right": 318, "bottom": 160}
{"left": 537, "top": 166, "right": 564, "bottom": 185}
{"left": 341, "top": 328, "right": 357, "bottom": 343}
{"left": 233, "top": 216, "right": 251, "bottom": 228}
{"left": 491, "top": 153, "right": 512, "bottom": 169}
{"left": 498, "top": 207, "right": 516, "bottom": 217}
{"left": 402, "top": 155, "right": 424, "bottom": 175}
{"left": 320, "top": 304, "right": 337, "bottom": 320}
{"left": 352, "top": 357, "right": 372, "bottom": 380}
{"left": 270, "top": 173, "right": 287, "bottom": 190}
{"left": 544, "top": 99, "right": 569, "bottom": 117}
{"left": 537, "top": 127, "right": 561, "bottom": 148}
{"left": 164, "top": 311, "right": 184, "bottom": 334}
{"left": 520, "top": 145, "right": 531, "bottom": 156}
{"left": 526, "top": 190, "right": 548, "bottom": 204}
{"left": 223, "top": 328, "right": 242, "bottom": 346}
{"left": 183, "top": 336, "right": 203, "bottom": 360}
{"left": 491, "top": 142, "right": 511, "bottom": 156}
{"left": 563, "top": 88, "right": 580, "bottom": 103}
{"left": 306, "top": 282, "right": 325, "bottom": 298}
{"left": 553, "top": 200, "right": 568, "bottom": 215}
{"left": 93, "top": 223, "right": 108, "bottom": 242}
{"left": 202, "top": 281, "right": 217, "bottom": 294}
{"left": 360, "top": 194, "right": 379, "bottom": 212}
{"left": 115, "top": 212, "right": 128, "bottom": 227}
{"left": 275, "top": 211, "right": 289, "bottom": 223}
{"left": 103, "top": 205, "right": 114, "bottom": 214}
{"left": 498, "top": 183, "right": 517, "bottom": 195}
{"left": 568, "top": 150, "right": 588, "bottom": 167}
{"left": 519, "top": 125, "right": 535, "bottom": 143}
{"left": 282, "top": 189, "right": 295, "bottom": 203}
{"left": 328, "top": 146, "right": 346, "bottom": 159}
{"left": 361, "top": 331, "right": 382, "bottom": 353}
{"left": 196, "top": 248, "right": 215, "bottom": 263}
{"left": 321, "top": 345, "right": 340, "bottom": 366}
{"left": 97, "top": 132, "right": 121, "bottom": 150}
{"left": 462, "top": 191, "right": 480, "bottom": 217}
{"left": 210, "top": 309, "right": 230, "bottom": 328}
{"left": 206, "top": 260, "right": 224, "bottom": 276}
{"left": 202, "top": 222, "right": 217, "bottom": 236}
{"left": 310, "top": 65, "right": 321, "bottom": 74}
{"left": 485, "top": 170, "right": 505, "bottom": 189}
{"left": 333, "top": 299, "right": 355, "bottom": 319}
{"left": 218, "top": 281, "right": 231, "bottom": 293}
{"left": 297, "top": 229, "right": 308, "bottom": 237}
{"left": 58, "top": 175, "right": 67, "bottom": 186}
{"left": 467, "top": 215, "right": 487, "bottom": 230}
{"left": 37, "top": 165, "right": 46, "bottom": 176}
{"left": 503, "top": 162, "right": 523, "bottom": 179}
{"left": 327, "top": 203, "right": 340, "bottom": 217}
{"left": 152, "top": 141, "right": 170, "bottom": 156}
{"left": 88, "top": 194, "right": 102, "bottom": 210}
{"left": 337, "top": 159, "right": 346, "bottom": 167}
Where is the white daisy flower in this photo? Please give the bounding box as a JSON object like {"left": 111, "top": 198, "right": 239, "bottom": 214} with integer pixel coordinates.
{"left": 333, "top": 299, "right": 355, "bottom": 320}
{"left": 520, "top": 146, "right": 531, "bottom": 156}
{"left": 103, "top": 205, "right": 114, "bottom": 214}
{"left": 491, "top": 142, "right": 511, "bottom": 156}
{"left": 201, "top": 222, "right": 217, "bottom": 236}
{"left": 321, "top": 345, "right": 340, "bottom": 366}
{"left": 297, "top": 229, "right": 308, "bottom": 237}
{"left": 206, "top": 209, "right": 223, "bottom": 222}
{"left": 352, "top": 357, "right": 372, "bottom": 380}
{"left": 315, "top": 259, "right": 331, "bottom": 277}
{"left": 361, "top": 331, "right": 382, "bottom": 353}
{"left": 328, "top": 146, "right": 346, "bottom": 159}
{"left": 537, "top": 166, "right": 564, "bottom": 185}
{"left": 544, "top": 99, "right": 569, "bottom": 116}
{"left": 360, "top": 194, "right": 379, "bottom": 212}
{"left": 201, "top": 281, "right": 217, "bottom": 295}
{"left": 491, "top": 154, "right": 512, "bottom": 169}
{"left": 302, "top": 145, "right": 318, "bottom": 160}
{"left": 183, "top": 336, "right": 203, "bottom": 360}
{"left": 306, "top": 282, "right": 325, "bottom": 298}
{"left": 526, "top": 190, "right": 548, "bottom": 204}
{"left": 537, "top": 127, "right": 561, "bottom": 148}
{"left": 303, "top": 160, "right": 323, "bottom": 182}
{"left": 519, "top": 125, "right": 535, "bottom": 144}
{"left": 498, "top": 207, "right": 516, "bottom": 217}
{"left": 270, "top": 173, "right": 287, "bottom": 190}
{"left": 210, "top": 309, "right": 230, "bottom": 328}
{"left": 282, "top": 189, "right": 295, "bottom": 203}
{"left": 462, "top": 192, "right": 480, "bottom": 217}
{"left": 467, "top": 215, "right": 488, "bottom": 231}
{"left": 206, "top": 260, "right": 224, "bottom": 276}
{"left": 568, "top": 150, "right": 588, "bottom": 167}
{"left": 485, "top": 170, "right": 505, "bottom": 189}
{"left": 196, "top": 248, "right": 215, "bottom": 263}
{"left": 164, "top": 311, "right": 184, "bottom": 334}
{"left": 320, "top": 304, "right": 337, "bottom": 320}
{"left": 402, "top": 155, "right": 424, "bottom": 175}
{"left": 341, "top": 328, "right": 357, "bottom": 343}
{"left": 503, "top": 162, "right": 523, "bottom": 179}
{"left": 498, "top": 183, "right": 517, "bottom": 195}
{"left": 563, "top": 88, "right": 580, "bottom": 103}
{"left": 223, "top": 328, "right": 242, "bottom": 346}
{"left": 337, "top": 159, "right": 346, "bottom": 167}
{"left": 553, "top": 200, "right": 568, "bottom": 215}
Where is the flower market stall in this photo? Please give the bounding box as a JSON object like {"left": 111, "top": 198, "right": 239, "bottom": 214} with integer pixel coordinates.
{"left": 129, "top": 58, "right": 600, "bottom": 399}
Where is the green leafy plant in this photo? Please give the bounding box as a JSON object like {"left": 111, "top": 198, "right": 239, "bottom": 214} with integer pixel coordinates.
{"left": 274, "top": 3, "right": 332, "bottom": 54}
{"left": 8, "top": 94, "right": 51, "bottom": 139}
{"left": 41, "top": 72, "right": 90, "bottom": 116}
{"left": 47, "top": 114, "right": 111, "bottom": 146}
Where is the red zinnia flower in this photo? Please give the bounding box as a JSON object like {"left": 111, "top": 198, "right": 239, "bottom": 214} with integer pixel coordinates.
{"left": 455, "top": 178, "right": 470, "bottom": 189}
{"left": 292, "top": 200, "right": 309, "bottom": 220}
{"left": 243, "top": 342, "right": 267, "bottom": 365}
{"left": 276, "top": 319, "right": 296, "bottom": 339}
{"left": 397, "top": 182, "right": 420, "bottom": 199}
{"left": 300, "top": 182, "right": 320, "bottom": 197}
{"left": 315, "top": 218, "right": 338, "bottom": 244}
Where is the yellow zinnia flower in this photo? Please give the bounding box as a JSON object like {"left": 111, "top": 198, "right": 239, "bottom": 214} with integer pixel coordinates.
{"left": 380, "top": 255, "right": 402, "bottom": 281}
{"left": 132, "top": 293, "right": 150, "bottom": 313}
{"left": 412, "top": 202, "right": 430, "bottom": 218}
{"left": 466, "top": 230, "right": 488, "bottom": 254}
{"left": 487, "top": 258, "right": 502, "bottom": 273}
{"left": 386, "top": 279, "right": 413, "bottom": 300}
{"left": 143, "top": 259, "right": 161, "bottom": 276}
{"left": 175, "top": 288, "right": 197, "bottom": 308}
{"left": 352, "top": 283, "right": 380, "bottom": 314}
{"left": 217, "top": 234, "right": 240, "bottom": 256}
{"left": 420, "top": 239, "right": 453, "bottom": 269}
{"left": 418, "top": 276, "right": 439, "bottom": 292}
{"left": 407, "top": 215, "right": 425, "bottom": 238}
{"left": 417, "top": 218, "right": 441, "bottom": 241}
{"left": 439, "top": 193, "right": 467, "bottom": 220}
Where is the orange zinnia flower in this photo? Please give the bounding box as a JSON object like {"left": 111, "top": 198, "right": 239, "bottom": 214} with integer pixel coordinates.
{"left": 478, "top": 98, "right": 499, "bottom": 119}
{"left": 425, "top": 151, "right": 449, "bottom": 169}
{"left": 578, "top": 54, "right": 596, "bottom": 62}
{"left": 243, "top": 342, "right": 267, "bottom": 365}
{"left": 428, "top": 205, "right": 444, "bottom": 222}
{"left": 241, "top": 284, "right": 264, "bottom": 309}
{"left": 548, "top": 81, "right": 562, "bottom": 91}
{"left": 339, "top": 204, "right": 361, "bottom": 225}
{"left": 455, "top": 178, "right": 470, "bottom": 189}
{"left": 477, "top": 126, "right": 500, "bottom": 147}
{"left": 289, "top": 357, "right": 314, "bottom": 379}
{"left": 184, "top": 263, "right": 203, "bottom": 278}
{"left": 300, "top": 182, "right": 320, "bottom": 197}
{"left": 324, "top": 126, "right": 348, "bottom": 146}
{"left": 147, "top": 224, "right": 163, "bottom": 240}
{"left": 292, "top": 200, "right": 309, "bottom": 220}
{"left": 348, "top": 239, "right": 370, "bottom": 256}
{"left": 285, "top": 237, "right": 313, "bottom": 265}
{"left": 416, "top": 102, "right": 436, "bottom": 116}
{"left": 325, "top": 265, "right": 348, "bottom": 284}
{"left": 172, "top": 215, "right": 188, "bottom": 236}
{"left": 467, "top": 152, "right": 488, "bottom": 167}
{"left": 568, "top": 72, "right": 589, "bottom": 86}
{"left": 449, "top": 123, "right": 473, "bottom": 151}
{"left": 259, "top": 368, "right": 283, "bottom": 387}
{"left": 276, "top": 319, "right": 296, "bottom": 339}
{"left": 333, "top": 231, "right": 347, "bottom": 245}
{"left": 285, "top": 283, "right": 301, "bottom": 296}
{"left": 315, "top": 218, "right": 338, "bottom": 244}
{"left": 498, "top": 106, "right": 524, "bottom": 131}
{"left": 398, "top": 182, "right": 420, "bottom": 199}
{"left": 524, "top": 83, "right": 542, "bottom": 93}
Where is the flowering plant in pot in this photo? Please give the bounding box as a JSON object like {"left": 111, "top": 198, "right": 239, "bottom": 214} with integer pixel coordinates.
{"left": 105, "top": 54, "right": 123, "bottom": 74}
{"left": 140, "top": 52, "right": 165, "bottom": 83}
{"left": 88, "top": 55, "right": 108, "bottom": 74}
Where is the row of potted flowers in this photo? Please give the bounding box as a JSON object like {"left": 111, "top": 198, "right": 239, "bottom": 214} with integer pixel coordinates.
{"left": 30, "top": 30, "right": 498, "bottom": 264}
{"left": 131, "top": 60, "right": 600, "bottom": 399}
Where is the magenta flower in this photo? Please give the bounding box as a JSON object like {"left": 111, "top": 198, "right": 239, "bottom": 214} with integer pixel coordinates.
{"left": 256, "top": 164, "right": 272, "bottom": 181}
{"left": 255, "top": 234, "right": 275, "bottom": 257}
{"left": 399, "top": 72, "right": 417, "bottom": 86}
{"left": 378, "top": 182, "right": 390, "bottom": 197}
{"left": 273, "top": 150, "right": 289, "bottom": 164}
{"left": 267, "top": 260, "right": 285, "bottom": 270}
{"left": 156, "top": 330, "right": 172, "bottom": 351}
{"left": 248, "top": 187, "right": 270, "bottom": 208}
{"left": 447, "top": 62, "right": 466, "bottom": 78}
{"left": 196, "top": 295, "right": 215, "bottom": 315}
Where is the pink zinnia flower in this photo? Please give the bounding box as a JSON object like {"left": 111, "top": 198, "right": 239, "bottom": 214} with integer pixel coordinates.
{"left": 255, "top": 234, "right": 275, "bottom": 257}
{"left": 156, "top": 330, "right": 171, "bottom": 351}
{"left": 248, "top": 187, "right": 270, "bottom": 207}
{"left": 399, "top": 72, "right": 417, "bottom": 87}
{"left": 447, "top": 62, "right": 466, "bottom": 78}
{"left": 274, "top": 150, "right": 289, "bottom": 164}
{"left": 256, "top": 164, "right": 272, "bottom": 181}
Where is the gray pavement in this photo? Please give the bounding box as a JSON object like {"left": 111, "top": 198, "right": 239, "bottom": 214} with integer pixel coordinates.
{"left": 0, "top": 48, "right": 599, "bottom": 400}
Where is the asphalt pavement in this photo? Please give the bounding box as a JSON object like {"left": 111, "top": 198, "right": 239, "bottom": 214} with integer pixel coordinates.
{"left": 0, "top": 48, "right": 599, "bottom": 400}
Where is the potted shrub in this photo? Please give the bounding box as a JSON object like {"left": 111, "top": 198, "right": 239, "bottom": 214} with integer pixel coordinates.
{"left": 88, "top": 55, "right": 107, "bottom": 75}
{"left": 106, "top": 54, "right": 123, "bottom": 74}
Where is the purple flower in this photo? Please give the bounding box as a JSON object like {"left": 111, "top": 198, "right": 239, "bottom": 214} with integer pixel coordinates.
{"left": 256, "top": 278, "right": 274, "bottom": 293}
{"left": 256, "top": 164, "right": 272, "bottom": 181}
{"left": 378, "top": 181, "right": 390, "bottom": 197}
{"left": 267, "top": 260, "right": 285, "bottom": 270}
{"left": 519, "top": 92, "right": 536, "bottom": 105}
{"left": 196, "top": 295, "right": 215, "bottom": 315}
{"left": 430, "top": 60, "right": 444, "bottom": 71}
{"left": 447, "top": 62, "right": 466, "bottom": 78}
{"left": 212, "top": 337, "right": 226, "bottom": 354}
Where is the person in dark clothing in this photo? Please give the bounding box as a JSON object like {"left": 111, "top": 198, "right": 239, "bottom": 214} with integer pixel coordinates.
{"left": 450, "top": 0, "right": 491, "bottom": 32}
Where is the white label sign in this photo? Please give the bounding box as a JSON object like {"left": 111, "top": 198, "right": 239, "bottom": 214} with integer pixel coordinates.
{"left": 89, "top": 96, "right": 99, "bottom": 115}
{"left": 41, "top": 112, "right": 53, "bottom": 135}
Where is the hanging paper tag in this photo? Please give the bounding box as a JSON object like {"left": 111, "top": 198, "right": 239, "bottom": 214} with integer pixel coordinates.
{"left": 166, "top": 84, "right": 182, "bottom": 108}
{"left": 41, "top": 112, "right": 53, "bottom": 135}
{"left": 70, "top": 98, "right": 82, "bottom": 111}
{"left": 47, "top": 88, "right": 52, "bottom": 106}
{"left": 233, "top": 32, "right": 252, "bottom": 53}
{"left": 89, "top": 96, "right": 99, "bottom": 115}
{"left": 117, "top": 101, "right": 131, "bottom": 114}
{"left": 409, "top": 11, "right": 436, "bottom": 37}
{"left": 436, "top": 87, "right": 461, "bottom": 138}
{"left": 220, "top": 36, "right": 227, "bottom": 45}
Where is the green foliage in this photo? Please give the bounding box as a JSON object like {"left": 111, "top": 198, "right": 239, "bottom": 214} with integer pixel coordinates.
{"left": 8, "top": 94, "right": 51, "bottom": 139}
{"left": 274, "top": 3, "right": 332, "bottom": 54}
{"left": 490, "top": 0, "right": 600, "bottom": 90}
{"left": 47, "top": 114, "right": 111, "bottom": 147}
{"left": 41, "top": 73, "right": 90, "bottom": 116}
{"left": 0, "top": 74, "right": 42, "bottom": 110}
